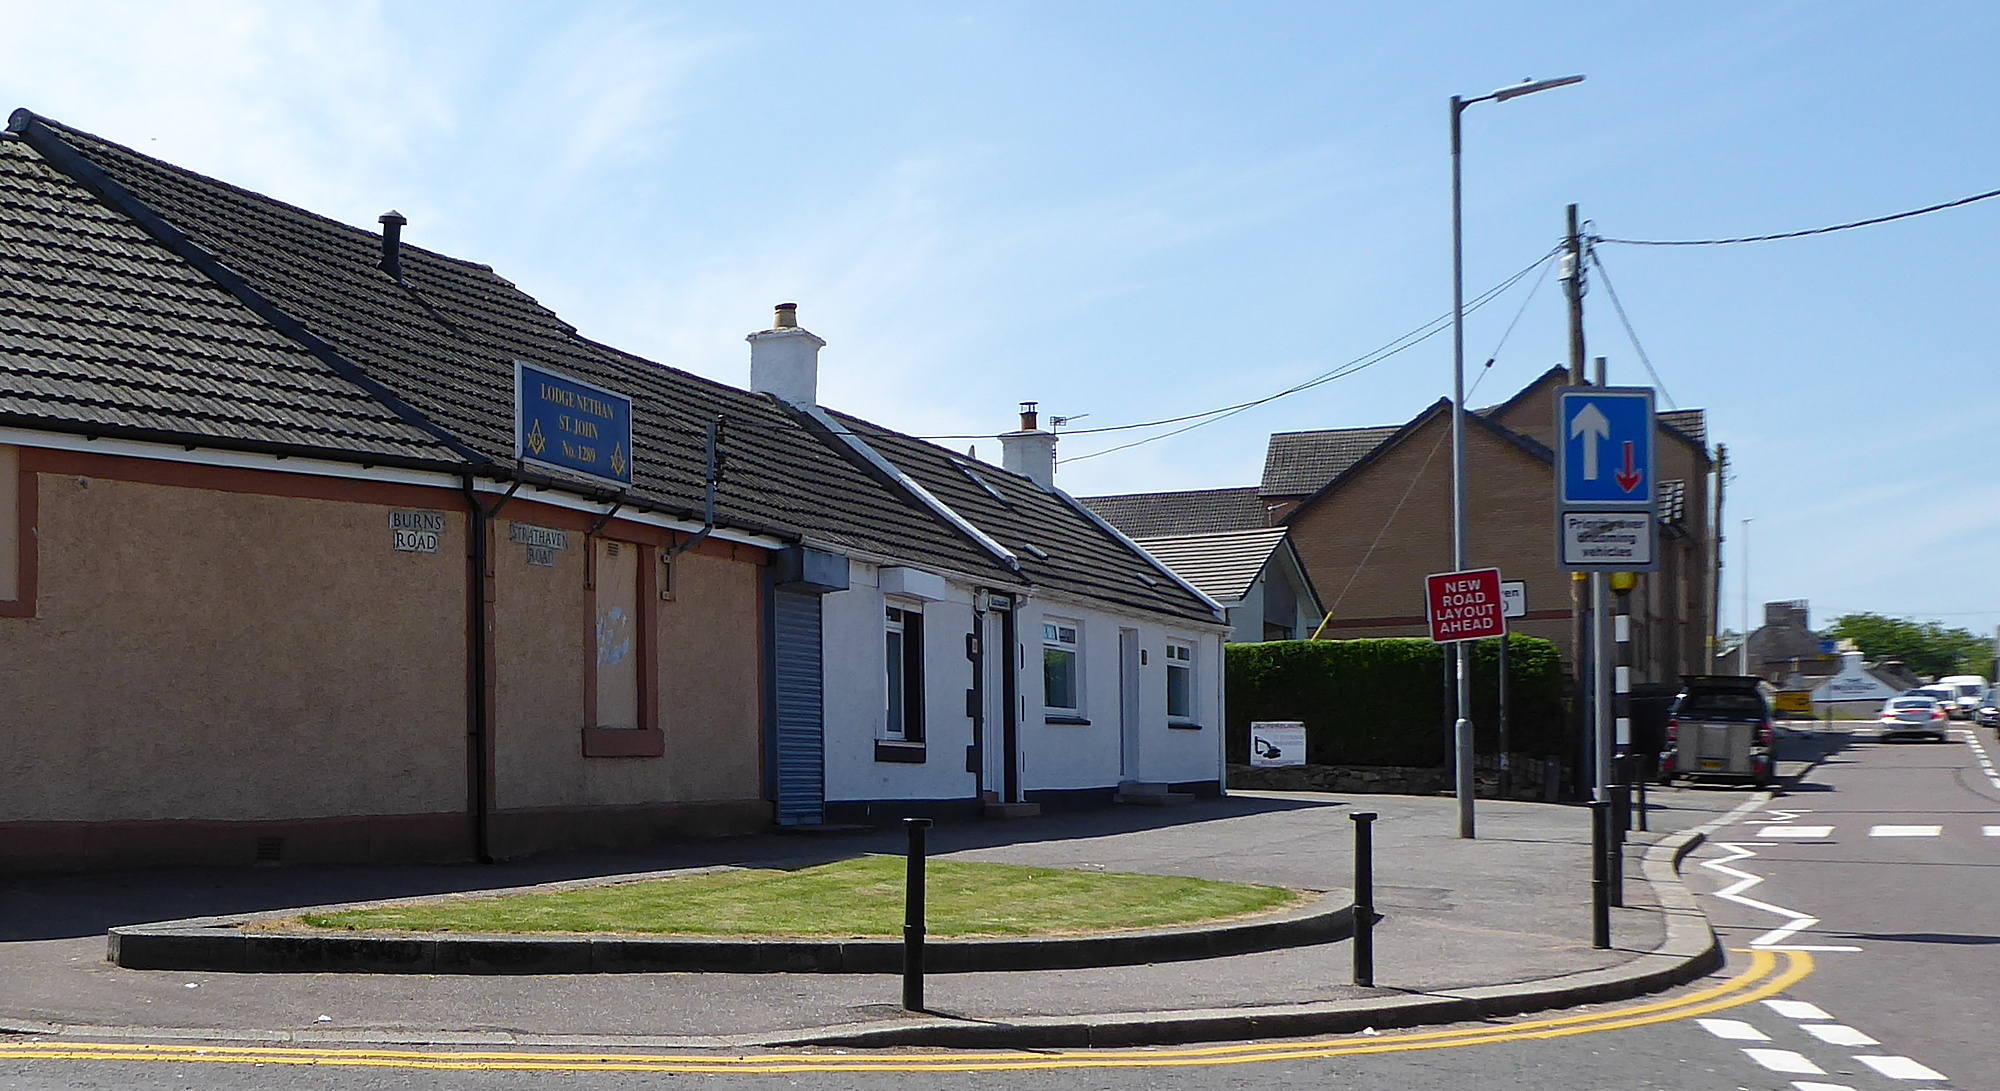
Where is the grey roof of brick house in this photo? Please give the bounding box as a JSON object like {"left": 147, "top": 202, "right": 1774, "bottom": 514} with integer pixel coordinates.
{"left": 1129, "top": 527, "right": 1291, "bottom": 605}
{"left": 1260, "top": 424, "right": 1403, "bottom": 497}
{"left": 1263, "top": 368, "right": 1709, "bottom": 500}
{"left": 1077, "top": 486, "right": 1267, "bottom": 538}
{"left": 7, "top": 110, "right": 1016, "bottom": 582}
{"left": 829, "top": 414, "right": 1219, "bottom": 623}
{"left": 0, "top": 133, "right": 456, "bottom": 464}
{"left": 1659, "top": 408, "right": 1707, "bottom": 448}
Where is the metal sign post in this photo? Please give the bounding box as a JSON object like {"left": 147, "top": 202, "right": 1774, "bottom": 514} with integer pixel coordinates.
{"left": 1555, "top": 387, "right": 1658, "bottom": 803}
{"left": 1425, "top": 568, "right": 1506, "bottom": 838}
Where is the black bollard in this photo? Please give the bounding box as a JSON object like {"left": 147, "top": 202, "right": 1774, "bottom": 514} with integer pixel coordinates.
{"left": 1589, "top": 801, "right": 1610, "bottom": 949}
{"left": 1350, "top": 811, "right": 1377, "bottom": 987}
{"left": 902, "top": 817, "right": 932, "bottom": 1011}
{"left": 1609, "top": 782, "right": 1628, "bottom": 908}
{"left": 1635, "top": 756, "right": 1649, "bottom": 833}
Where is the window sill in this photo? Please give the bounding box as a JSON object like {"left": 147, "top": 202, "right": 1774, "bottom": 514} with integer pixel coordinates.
{"left": 581, "top": 725, "right": 665, "bottom": 758}
{"left": 1044, "top": 714, "right": 1091, "bottom": 726}
{"left": 1167, "top": 721, "right": 1205, "bottom": 731}
{"left": 874, "top": 740, "right": 927, "bottom": 764}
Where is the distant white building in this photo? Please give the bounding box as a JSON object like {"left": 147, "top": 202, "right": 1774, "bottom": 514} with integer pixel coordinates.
{"left": 1810, "top": 651, "right": 1907, "bottom": 712}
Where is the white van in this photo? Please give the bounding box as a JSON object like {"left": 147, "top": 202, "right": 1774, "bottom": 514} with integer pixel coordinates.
{"left": 1936, "top": 675, "right": 1989, "bottom": 720}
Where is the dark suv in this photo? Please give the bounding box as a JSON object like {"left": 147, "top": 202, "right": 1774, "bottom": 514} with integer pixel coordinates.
{"left": 1659, "top": 675, "right": 1774, "bottom": 787}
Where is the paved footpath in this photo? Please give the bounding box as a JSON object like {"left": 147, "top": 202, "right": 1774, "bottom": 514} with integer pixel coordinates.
{"left": 0, "top": 770, "right": 1809, "bottom": 1049}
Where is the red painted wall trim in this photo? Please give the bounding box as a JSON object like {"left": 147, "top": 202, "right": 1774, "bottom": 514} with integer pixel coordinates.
{"left": 0, "top": 457, "right": 37, "bottom": 618}
{"left": 13, "top": 447, "right": 770, "bottom": 564}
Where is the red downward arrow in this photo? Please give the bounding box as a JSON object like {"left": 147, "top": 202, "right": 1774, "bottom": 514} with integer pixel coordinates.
{"left": 1614, "top": 441, "right": 1642, "bottom": 493}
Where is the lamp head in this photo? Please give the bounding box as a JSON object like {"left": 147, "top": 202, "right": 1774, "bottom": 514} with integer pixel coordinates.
{"left": 1491, "top": 74, "right": 1585, "bottom": 102}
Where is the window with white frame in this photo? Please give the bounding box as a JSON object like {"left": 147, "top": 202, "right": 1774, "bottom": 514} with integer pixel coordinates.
{"left": 1042, "top": 619, "right": 1081, "bottom": 713}
{"left": 1165, "top": 640, "right": 1194, "bottom": 721}
{"left": 885, "top": 604, "right": 924, "bottom": 741}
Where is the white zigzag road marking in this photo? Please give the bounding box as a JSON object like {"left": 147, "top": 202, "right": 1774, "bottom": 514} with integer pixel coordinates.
{"left": 1700, "top": 832, "right": 1861, "bottom": 952}
{"left": 1743, "top": 807, "right": 1807, "bottom": 824}
{"left": 1953, "top": 729, "right": 2000, "bottom": 790}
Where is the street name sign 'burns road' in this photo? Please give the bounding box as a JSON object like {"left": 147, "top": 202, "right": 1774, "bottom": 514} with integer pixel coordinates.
{"left": 1427, "top": 568, "right": 1506, "bottom": 643}
{"left": 1555, "top": 385, "right": 1658, "bottom": 572}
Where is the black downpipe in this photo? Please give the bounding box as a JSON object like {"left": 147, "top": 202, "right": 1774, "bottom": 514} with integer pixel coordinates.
{"left": 461, "top": 476, "right": 494, "bottom": 864}
{"left": 1001, "top": 604, "right": 1020, "bottom": 803}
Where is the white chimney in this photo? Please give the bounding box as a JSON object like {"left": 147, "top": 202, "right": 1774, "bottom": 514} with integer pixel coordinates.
{"left": 747, "top": 303, "right": 825, "bottom": 407}
{"left": 999, "top": 401, "right": 1057, "bottom": 490}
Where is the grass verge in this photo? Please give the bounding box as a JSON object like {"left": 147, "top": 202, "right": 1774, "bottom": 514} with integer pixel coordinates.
{"left": 296, "top": 857, "right": 1304, "bottom": 938}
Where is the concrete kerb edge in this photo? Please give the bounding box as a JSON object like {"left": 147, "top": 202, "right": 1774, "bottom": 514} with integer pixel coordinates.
{"left": 105, "top": 892, "right": 1354, "bottom": 976}
{"left": 775, "top": 798, "right": 1768, "bottom": 1050}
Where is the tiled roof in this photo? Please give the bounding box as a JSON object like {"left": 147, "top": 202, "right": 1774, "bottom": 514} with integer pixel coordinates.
{"left": 13, "top": 111, "right": 1013, "bottom": 581}
{"left": 831, "top": 414, "right": 1219, "bottom": 623}
{"left": 1660, "top": 408, "right": 1706, "bottom": 447}
{"left": 1260, "top": 424, "right": 1402, "bottom": 497}
{"left": 1078, "top": 486, "right": 1267, "bottom": 537}
{"left": 0, "top": 134, "right": 454, "bottom": 463}
{"left": 1130, "top": 527, "right": 1290, "bottom": 605}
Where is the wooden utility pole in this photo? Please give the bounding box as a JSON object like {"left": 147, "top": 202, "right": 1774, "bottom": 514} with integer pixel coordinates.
{"left": 1565, "top": 204, "right": 1590, "bottom": 799}
{"left": 1711, "top": 443, "right": 1728, "bottom": 671}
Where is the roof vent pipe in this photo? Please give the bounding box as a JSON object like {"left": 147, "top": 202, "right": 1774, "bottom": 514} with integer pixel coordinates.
{"left": 378, "top": 210, "right": 407, "bottom": 282}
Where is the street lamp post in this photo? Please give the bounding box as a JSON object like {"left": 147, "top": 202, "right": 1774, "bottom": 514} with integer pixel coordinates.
{"left": 1450, "top": 75, "right": 1583, "bottom": 840}
{"left": 1739, "top": 517, "right": 1753, "bottom": 674}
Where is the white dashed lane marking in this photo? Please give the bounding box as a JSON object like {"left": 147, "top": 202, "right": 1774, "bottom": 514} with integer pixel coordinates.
{"left": 1695, "top": 1017, "right": 1770, "bottom": 1041}
{"left": 1789, "top": 1083, "right": 1856, "bottom": 1091}
{"left": 1800, "top": 1023, "right": 1878, "bottom": 1047}
{"left": 1983, "top": 825, "right": 1999, "bottom": 837}
{"left": 1854, "top": 1054, "right": 1947, "bottom": 1080}
{"left": 1764, "top": 999, "right": 1832, "bottom": 1020}
{"left": 1759, "top": 825, "right": 1835, "bottom": 838}
{"left": 1743, "top": 1048, "right": 1825, "bottom": 1075}
{"left": 1868, "top": 825, "right": 1942, "bottom": 837}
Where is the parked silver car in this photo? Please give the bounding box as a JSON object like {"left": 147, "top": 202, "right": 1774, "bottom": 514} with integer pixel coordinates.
{"left": 1878, "top": 696, "right": 1950, "bottom": 742}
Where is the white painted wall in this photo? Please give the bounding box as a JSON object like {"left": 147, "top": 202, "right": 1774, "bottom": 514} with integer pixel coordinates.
{"left": 820, "top": 561, "right": 979, "bottom": 804}
{"left": 1017, "top": 596, "right": 1224, "bottom": 792}
{"left": 819, "top": 564, "right": 1228, "bottom": 805}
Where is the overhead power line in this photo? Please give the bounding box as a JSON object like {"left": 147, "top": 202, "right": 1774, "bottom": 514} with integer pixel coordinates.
{"left": 1586, "top": 249, "right": 1676, "bottom": 408}
{"left": 1059, "top": 246, "right": 1561, "bottom": 464}
{"left": 1592, "top": 184, "right": 2000, "bottom": 247}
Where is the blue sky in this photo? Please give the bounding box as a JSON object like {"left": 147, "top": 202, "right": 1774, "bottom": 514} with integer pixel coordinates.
{"left": 5, "top": 1, "right": 1996, "bottom": 642}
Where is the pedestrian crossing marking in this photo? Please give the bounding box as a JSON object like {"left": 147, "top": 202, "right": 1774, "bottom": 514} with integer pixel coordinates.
{"left": 1854, "top": 1054, "right": 1946, "bottom": 1080}
{"left": 1744, "top": 1048, "right": 1825, "bottom": 1075}
{"left": 1867, "top": 825, "right": 1941, "bottom": 838}
{"left": 1801, "top": 1024, "right": 1876, "bottom": 1047}
{"left": 1696, "top": 1017, "right": 1769, "bottom": 1041}
{"left": 1763, "top": 1000, "right": 1831, "bottom": 1020}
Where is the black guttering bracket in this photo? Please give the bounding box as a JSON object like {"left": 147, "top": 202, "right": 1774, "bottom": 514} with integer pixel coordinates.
{"left": 8, "top": 108, "right": 488, "bottom": 472}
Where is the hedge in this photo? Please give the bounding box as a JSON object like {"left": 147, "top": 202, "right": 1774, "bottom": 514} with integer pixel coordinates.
{"left": 1225, "top": 635, "right": 1565, "bottom": 767}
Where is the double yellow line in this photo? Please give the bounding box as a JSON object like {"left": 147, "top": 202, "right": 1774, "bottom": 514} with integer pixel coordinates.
{"left": 0, "top": 950, "right": 1808, "bottom": 1074}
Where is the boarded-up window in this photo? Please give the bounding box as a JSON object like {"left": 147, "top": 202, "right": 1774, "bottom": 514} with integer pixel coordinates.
{"left": 0, "top": 445, "right": 18, "bottom": 603}
{"left": 594, "top": 538, "right": 640, "bottom": 729}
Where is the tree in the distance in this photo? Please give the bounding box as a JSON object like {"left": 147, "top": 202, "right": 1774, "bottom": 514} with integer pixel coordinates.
{"left": 1826, "top": 613, "right": 1994, "bottom": 679}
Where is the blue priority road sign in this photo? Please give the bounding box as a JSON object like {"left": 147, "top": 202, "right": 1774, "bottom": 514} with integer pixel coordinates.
{"left": 1556, "top": 386, "right": 1655, "bottom": 508}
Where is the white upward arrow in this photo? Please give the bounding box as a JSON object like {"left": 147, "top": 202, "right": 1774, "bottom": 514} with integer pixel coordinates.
{"left": 1570, "top": 402, "right": 1610, "bottom": 480}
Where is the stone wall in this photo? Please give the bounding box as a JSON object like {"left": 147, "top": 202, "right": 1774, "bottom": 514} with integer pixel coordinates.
{"left": 1229, "top": 753, "right": 1571, "bottom": 801}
